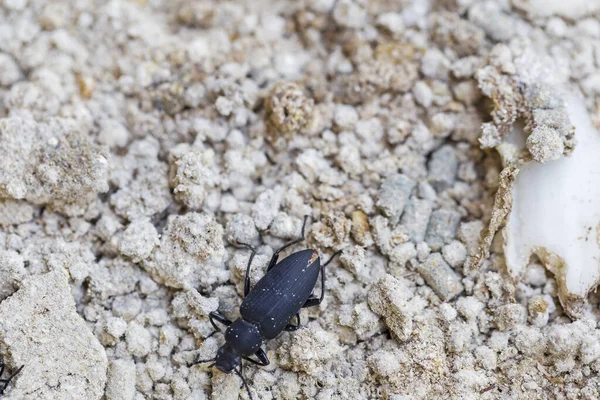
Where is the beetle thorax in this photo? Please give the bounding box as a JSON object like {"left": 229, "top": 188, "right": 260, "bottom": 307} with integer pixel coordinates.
{"left": 225, "top": 318, "right": 263, "bottom": 356}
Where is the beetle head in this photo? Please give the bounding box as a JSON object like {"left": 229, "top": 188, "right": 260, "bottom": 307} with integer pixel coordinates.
{"left": 214, "top": 345, "right": 241, "bottom": 373}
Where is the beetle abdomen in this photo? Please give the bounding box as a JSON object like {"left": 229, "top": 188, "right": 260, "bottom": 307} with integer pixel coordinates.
{"left": 240, "top": 249, "right": 320, "bottom": 339}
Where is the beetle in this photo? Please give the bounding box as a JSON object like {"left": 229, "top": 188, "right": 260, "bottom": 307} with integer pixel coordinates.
{"left": 0, "top": 361, "right": 23, "bottom": 396}
{"left": 196, "top": 216, "right": 340, "bottom": 399}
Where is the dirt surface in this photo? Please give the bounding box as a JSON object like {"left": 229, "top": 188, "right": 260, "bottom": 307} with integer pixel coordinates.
{"left": 2, "top": 1, "right": 600, "bottom": 399}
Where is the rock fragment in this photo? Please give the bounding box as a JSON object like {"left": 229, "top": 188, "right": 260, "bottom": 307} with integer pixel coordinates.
{"left": 105, "top": 359, "right": 136, "bottom": 400}
{"left": 416, "top": 253, "right": 464, "bottom": 301}
{"left": 169, "top": 145, "right": 220, "bottom": 209}
{"left": 494, "top": 304, "right": 526, "bottom": 331}
{"left": 225, "top": 213, "right": 259, "bottom": 245}
{"left": 427, "top": 145, "right": 458, "bottom": 190}
{"left": 368, "top": 274, "right": 425, "bottom": 341}
{"left": 251, "top": 189, "right": 282, "bottom": 231}
{"left": 442, "top": 240, "right": 468, "bottom": 269}
{"left": 0, "top": 200, "right": 34, "bottom": 226}
{"left": 400, "top": 198, "right": 433, "bottom": 242}
{"left": 0, "top": 250, "right": 25, "bottom": 300}
{"left": 425, "top": 209, "right": 462, "bottom": 251}
{"left": 0, "top": 117, "right": 109, "bottom": 216}
{"left": 0, "top": 270, "right": 107, "bottom": 399}
{"left": 145, "top": 212, "right": 227, "bottom": 289}
{"left": 376, "top": 174, "right": 416, "bottom": 225}
{"left": 264, "top": 82, "right": 314, "bottom": 149}
{"left": 277, "top": 322, "right": 343, "bottom": 375}
{"left": 119, "top": 219, "right": 159, "bottom": 262}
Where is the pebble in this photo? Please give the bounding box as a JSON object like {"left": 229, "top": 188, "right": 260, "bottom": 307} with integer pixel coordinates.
{"left": 427, "top": 145, "right": 458, "bottom": 190}
{"left": 425, "top": 209, "right": 462, "bottom": 251}
{"left": 416, "top": 253, "right": 464, "bottom": 301}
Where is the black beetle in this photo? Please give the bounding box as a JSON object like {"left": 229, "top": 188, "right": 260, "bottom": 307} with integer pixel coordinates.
{"left": 196, "top": 216, "right": 339, "bottom": 399}
{"left": 0, "top": 361, "right": 23, "bottom": 396}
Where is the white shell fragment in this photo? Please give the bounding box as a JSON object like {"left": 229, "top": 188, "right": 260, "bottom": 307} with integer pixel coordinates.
{"left": 504, "top": 92, "right": 600, "bottom": 316}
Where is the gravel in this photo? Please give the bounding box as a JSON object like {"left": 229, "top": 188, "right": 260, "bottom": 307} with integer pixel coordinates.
{"left": 1, "top": 1, "right": 600, "bottom": 399}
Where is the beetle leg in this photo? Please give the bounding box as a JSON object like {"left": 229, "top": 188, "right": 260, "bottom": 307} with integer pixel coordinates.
{"left": 209, "top": 311, "right": 232, "bottom": 331}
{"left": 0, "top": 365, "right": 23, "bottom": 395}
{"left": 234, "top": 242, "right": 258, "bottom": 296}
{"left": 302, "top": 250, "right": 342, "bottom": 308}
{"left": 267, "top": 215, "right": 310, "bottom": 271}
{"left": 243, "top": 348, "right": 270, "bottom": 366}
{"left": 235, "top": 364, "right": 254, "bottom": 400}
{"left": 243, "top": 248, "right": 256, "bottom": 297}
{"left": 284, "top": 313, "right": 301, "bottom": 331}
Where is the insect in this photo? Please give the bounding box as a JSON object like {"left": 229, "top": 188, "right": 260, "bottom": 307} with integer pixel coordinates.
{"left": 197, "top": 216, "right": 340, "bottom": 399}
{"left": 0, "top": 361, "right": 23, "bottom": 396}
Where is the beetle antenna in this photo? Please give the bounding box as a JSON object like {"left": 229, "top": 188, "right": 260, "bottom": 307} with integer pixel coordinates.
{"left": 195, "top": 356, "right": 216, "bottom": 365}
{"left": 235, "top": 366, "right": 254, "bottom": 400}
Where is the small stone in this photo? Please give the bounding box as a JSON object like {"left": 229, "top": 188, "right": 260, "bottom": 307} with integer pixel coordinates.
{"left": 514, "top": 326, "right": 546, "bottom": 358}
{"left": 0, "top": 199, "right": 34, "bottom": 226}
{"left": 413, "top": 81, "right": 433, "bottom": 107}
{"left": 126, "top": 321, "right": 153, "bottom": 357}
{"left": 417, "top": 253, "right": 464, "bottom": 301}
{"left": 457, "top": 221, "right": 484, "bottom": 256}
{"left": 368, "top": 274, "right": 425, "bottom": 342}
{"left": 215, "top": 96, "right": 234, "bottom": 116}
{"left": 350, "top": 210, "right": 372, "bottom": 246}
{"left": 338, "top": 302, "right": 381, "bottom": 340}
{"left": 416, "top": 241, "right": 431, "bottom": 262}
{"left": 0, "top": 270, "right": 107, "bottom": 399}
{"left": 119, "top": 219, "right": 160, "bottom": 262}
{"left": 337, "top": 145, "right": 363, "bottom": 175}
{"left": 101, "top": 316, "right": 128, "bottom": 346}
{"left": 524, "top": 262, "right": 548, "bottom": 286}
{"left": 0, "top": 250, "right": 25, "bottom": 300}
{"left": 455, "top": 296, "right": 484, "bottom": 321}
{"left": 225, "top": 213, "right": 259, "bottom": 245}
{"left": 0, "top": 53, "right": 22, "bottom": 86}
{"left": 400, "top": 198, "right": 433, "bottom": 242}
{"left": 145, "top": 212, "right": 227, "bottom": 289}
{"left": 388, "top": 242, "right": 417, "bottom": 267}
{"left": 526, "top": 125, "right": 565, "bottom": 163}
{"left": 277, "top": 322, "right": 343, "bottom": 374}
{"left": 494, "top": 304, "right": 526, "bottom": 331}
{"left": 269, "top": 213, "right": 303, "bottom": 239}
{"left": 333, "top": 0, "right": 367, "bottom": 29}
{"left": 368, "top": 350, "right": 401, "bottom": 379}
{"left": 264, "top": 82, "right": 314, "bottom": 148}
{"left": 425, "top": 209, "right": 462, "bottom": 251}
{"left": 474, "top": 346, "right": 497, "bottom": 370}
{"left": 442, "top": 241, "right": 468, "bottom": 269}
{"left": 428, "top": 145, "right": 458, "bottom": 190}
{"left": 339, "top": 245, "right": 368, "bottom": 279}
{"left": 376, "top": 12, "right": 405, "bottom": 35}
{"left": 421, "top": 48, "right": 450, "bottom": 80}
{"left": 439, "top": 303, "right": 458, "bottom": 322}
{"left": 169, "top": 146, "right": 220, "bottom": 209}
{"left": 376, "top": 174, "right": 416, "bottom": 225}
{"left": 334, "top": 104, "right": 359, "bottom": 130}
{"left": 106, "top": 359, "right": 136, "bottom": 400}
{"left": 97, "top": 119, "right": 129, "bottom": 148}
{"left": 252, "top": 189, "right": 282, "bottom": 231}
{"left": 528, "top": 295, "right": 553, "bottom": 327}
